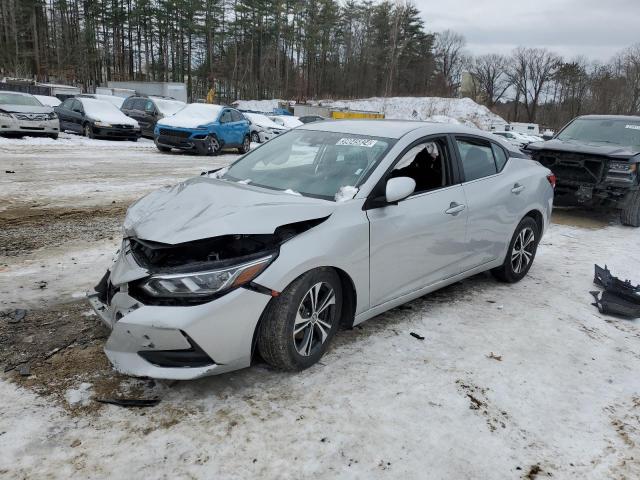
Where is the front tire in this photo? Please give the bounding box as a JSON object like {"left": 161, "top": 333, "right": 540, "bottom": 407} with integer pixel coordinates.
{"left": 48, "top": 134, "right": 58, "bottom": 140}
{"left": 83, "top": 123, "right": 94, "bottom": 139}
{"left": 207, "top": 135, "right": 220, "bottom": 156}
{"left": 258, "top": 268, "right": 342, "bottom": 371}
{"left": 620, "top": 191, "right": 640, "bottom": 227}
{"left": 491, "top": 217, "right": 540, "bottom": 283}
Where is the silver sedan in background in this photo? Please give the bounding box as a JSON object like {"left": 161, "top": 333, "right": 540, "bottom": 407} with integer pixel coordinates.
{"left": 89, "top": 120, "right": 555, "bottom": 379}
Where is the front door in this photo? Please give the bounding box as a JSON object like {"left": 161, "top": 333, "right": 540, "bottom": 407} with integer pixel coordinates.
{"left": 368, "top": 136, "right": 469, "bottom": 307}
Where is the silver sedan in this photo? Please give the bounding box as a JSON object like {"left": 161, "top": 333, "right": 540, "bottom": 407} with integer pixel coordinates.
{"left": 89, "top": 120, "right": 555, "bottom": 379}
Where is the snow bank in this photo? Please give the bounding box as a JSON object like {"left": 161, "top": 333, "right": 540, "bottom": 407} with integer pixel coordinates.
{"left": 234, "top": 97, "right": 504, "bottom": 129}
{"left": 317, "top": 97, "right": 504, "bottom": 129}
{"left": 158, "top": 104, "right": 223, "bottom": 128}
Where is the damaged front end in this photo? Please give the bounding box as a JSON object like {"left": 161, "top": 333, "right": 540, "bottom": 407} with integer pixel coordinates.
{"left": 527, "top": 143, "right": 639, "bottom": 208}
{"left": 88, "top": 215, "right": 328, "bottom": 378}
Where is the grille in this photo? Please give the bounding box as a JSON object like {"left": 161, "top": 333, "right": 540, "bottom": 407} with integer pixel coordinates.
{"left": 536, "top": 151, "right": 607, "bottom": 185}
{"left": 111, "top": 124, "right": 133, "bottom": 129}
{"left": 159, "top": 128, "right": 191, "bottom": 138}
{"left": 14, "top": 113, "right": 50, "bottom": 121}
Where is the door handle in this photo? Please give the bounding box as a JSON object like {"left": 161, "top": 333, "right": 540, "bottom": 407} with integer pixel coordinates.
{"left": 445, "top": 202, "right": 466, "bottom": 215}
{"left": 511, "top": 183, "right": 525, "bottom": 194}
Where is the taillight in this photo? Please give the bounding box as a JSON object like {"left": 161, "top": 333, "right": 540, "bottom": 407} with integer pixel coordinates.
{"left": 547, "top": 173, "right": 557, "bottom": 189}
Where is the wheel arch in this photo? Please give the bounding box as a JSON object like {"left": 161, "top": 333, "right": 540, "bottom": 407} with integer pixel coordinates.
{"left": 524, "top": 208, "right": 544, "bottom": 235}
{"left": 249, "top": 265, "right": 358, "bottom": 363}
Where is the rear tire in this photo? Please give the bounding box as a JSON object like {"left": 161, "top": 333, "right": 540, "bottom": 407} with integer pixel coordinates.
{"left": 48, "top": 134, "right": 58, "bottom": 140}
{"left": 156, "top": 145, "right": 171, "bottom": 153}
{"left": 258, "top": 268, "right": 342, "bottom": 371}
{"left": 491, "top": 217, "right": 540, "bottom": 283}
{"left": 620, "top": 191, "right": 640, "bottom": 227}
{"left": 251, "top": 131, "right": 261, "bottom": 143}
{"left": 238, "top": 135, "right": 250, "bottom": 154}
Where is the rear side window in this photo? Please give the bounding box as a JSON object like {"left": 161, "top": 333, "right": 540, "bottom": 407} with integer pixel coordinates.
{"left": 456, "top": 138, "right": 497, "bottom": 182}
{"left": 230, "top": 110, "right": 244, "bottom": 122}
{"left": 220, "top": 110, "right": 233, "bottom": 123}
{"left": 491, "top": 144, "right": 508, "bottom": 171}
{"left": 122, "top": 98, "right": 133, "bottom": 109}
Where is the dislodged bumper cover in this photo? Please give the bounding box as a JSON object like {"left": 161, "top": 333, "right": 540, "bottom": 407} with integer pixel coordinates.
{"left": 123, "top": 177, "right": 337, "bottom": 244}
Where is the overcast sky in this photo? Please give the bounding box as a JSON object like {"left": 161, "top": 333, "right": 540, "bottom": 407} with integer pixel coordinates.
{"left": 415, "top": 0, "right": 640, "bottom": 61}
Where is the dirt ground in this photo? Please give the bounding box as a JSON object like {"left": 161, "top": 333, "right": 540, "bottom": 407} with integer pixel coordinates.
{"left": 1, "top": 135, "right": 639, "bottom": 479}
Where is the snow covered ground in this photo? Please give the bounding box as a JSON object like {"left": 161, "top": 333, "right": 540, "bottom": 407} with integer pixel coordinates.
{"left": 233, "top": 97, "right": 505, "bottom": 130}
{"left": 1, "top": 135, "right": 639, "bottom": 479}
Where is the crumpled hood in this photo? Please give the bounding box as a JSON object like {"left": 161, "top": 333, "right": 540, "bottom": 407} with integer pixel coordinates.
{"left": 0, "top": 104, "right": 53, "bottom": 114}
{"left": 528, "top": 139, "right": 640, "bottom": 160}
{"left": 124, "top": 176, "right": 337, "bottom": 244}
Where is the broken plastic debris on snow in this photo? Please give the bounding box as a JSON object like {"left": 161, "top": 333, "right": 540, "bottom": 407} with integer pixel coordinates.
{"left": 335, "top": 185, "right": 358, "bottom": 202}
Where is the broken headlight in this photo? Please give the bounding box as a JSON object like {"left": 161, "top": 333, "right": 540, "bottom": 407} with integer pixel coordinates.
{"left": 608, "top": 161, "right": 636, "bottom": 173}
{"left": 140, "top": 255, "right": 273, "bottom": 298}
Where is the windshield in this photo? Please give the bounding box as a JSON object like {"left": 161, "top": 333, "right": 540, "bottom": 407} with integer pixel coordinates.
{"left": 154, "top": 98, "right": 186, "bottom": 115}
{"left": 222, "top": 129, "right": 395, "bottom": 200}
{"left": 0, "top": 93, "right": 42, "bottom": 107}
{"left": 557, "top": 118, "right": 640, "bottom": 149}
{"left": 80, "top": 98, "right": 121, "bottom": 117}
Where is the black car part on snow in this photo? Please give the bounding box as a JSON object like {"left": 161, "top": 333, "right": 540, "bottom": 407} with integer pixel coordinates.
{"left": 594, "top": 264, "right": 640, "bottom": 304}
{"left": 591, "top": 264, "right": 640, "bottom": 318}
{"left": 590, "top": 291, "right": 640, "bottom": 318}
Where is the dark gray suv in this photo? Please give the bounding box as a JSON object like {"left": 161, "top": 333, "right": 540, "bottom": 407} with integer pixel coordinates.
{"left": 121, "top": 96, "right": 186, "bottom": 138}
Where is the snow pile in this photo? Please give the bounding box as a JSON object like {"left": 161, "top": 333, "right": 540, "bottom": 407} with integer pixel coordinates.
{"left": 316, "top": 97, "right": 504, "bottom": 129}
{"left": 335, "top": 185, "right": 358, "bottom": 202}
{"left": 158, "top": 104, "right": 223, "bottom": 128}
{"left": 34, "top": 95, "right": 61, "bottom": 107}
{"left": 79, "top": 98, "right": 138, "bottom": 126}
{"left": 244, "top": 112, "right": 283, "bottom": 129}
{"left": 0, "top": 132, "right": 155, "bottom": 148}
{"left": 232, "top": 99, "right": 282, "bottom": 113}
{"left": 64, "top": 382, "right": 93, "bottom": 407}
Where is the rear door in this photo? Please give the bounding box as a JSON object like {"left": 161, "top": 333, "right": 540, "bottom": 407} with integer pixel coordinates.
{"left": 452, "top": 135, "right": 527, "bottom": 271}
{"left": 139, "top": 99, "right": 156, "bottom": 136}
{"left": 230, "top": 110, "right": 246, "bottom": 144}
{"left": 368, "top": 135, "right": 469, "bottom": 307}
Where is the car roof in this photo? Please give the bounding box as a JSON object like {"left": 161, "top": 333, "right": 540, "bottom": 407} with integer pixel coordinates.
{"left": 297, "top": 119, "right": 489, "bottom": 139}
{"left": 577, "top": 115, "right": 640, "bottom": 121}
{"left": 1, "top": 90, "right": 33, "bottom": 97}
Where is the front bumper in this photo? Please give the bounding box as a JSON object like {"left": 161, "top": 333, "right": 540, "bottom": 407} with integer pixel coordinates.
{"left": 155, "top": 134, "right": 209, "bottom": 154}
{"left": 258, "top": 129, "right": 283, "bottom": 142}
{"left": 0, "top": 116, "right": 59, "bottom": 135}
{"left": 89, "top": 285, "right": 271, "bottom": 379}
{"left": 91, "top": 125, "right": 140, "bottom": 139}
{"left": 88, "top": 244, "right": 273, "bottom": 379}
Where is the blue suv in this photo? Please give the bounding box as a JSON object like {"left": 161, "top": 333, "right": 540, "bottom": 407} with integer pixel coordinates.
{"left": 154, "top": 104, "right": 250, "bottom": 155}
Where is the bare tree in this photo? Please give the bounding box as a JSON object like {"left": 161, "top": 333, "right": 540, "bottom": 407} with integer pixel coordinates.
{"left": 509, "top": 47, "right": 561, "bottom": 122}
{"left": 467, "top": 53, "right": 511, "bottom": 107}
{"left": 433, "top": 29, "right": 467, "bottom": 96}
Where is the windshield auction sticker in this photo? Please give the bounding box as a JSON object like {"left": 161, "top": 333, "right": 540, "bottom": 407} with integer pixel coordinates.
{"left": 336, "top": 138, "right": 378, "bottom": 147}
{"left": 625, "top": 124, "right": 640, "bottom": 130}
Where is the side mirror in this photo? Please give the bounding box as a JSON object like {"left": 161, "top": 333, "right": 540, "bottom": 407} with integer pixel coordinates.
{"left": 542, "top": 134, "right": 553, "bottom": 141}
{"left": 386, "top": 177, "right": 416, "bottom": 203}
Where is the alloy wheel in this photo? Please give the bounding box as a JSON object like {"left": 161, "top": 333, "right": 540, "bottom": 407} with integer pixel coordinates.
{"left": 511, "top": 227, "right": 535, "bottom": 274}
{"left": 209, "top": 136, "right": 219, "bottom": 154}
{"left": 293, "top": 282, "right": 336, "bottom": 357}
{"left": 251, "top": 132, "right": 260, "bottom": 143}
{"left": 243, "top": 136, "right": 250, "bottom": 151}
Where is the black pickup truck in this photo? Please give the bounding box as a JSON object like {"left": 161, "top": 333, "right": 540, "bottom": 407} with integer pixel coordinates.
{"left": 526, "top": 115, "right": 640, "bottom": 226}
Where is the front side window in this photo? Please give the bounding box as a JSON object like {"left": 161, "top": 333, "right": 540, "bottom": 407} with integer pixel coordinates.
{"left": 456, "top": 138, "right": 498, "bottom": 182}
{"left": 222, "top": 130, "right": 395, "bottom": 200}
{"left": 390, "top": 137, "right": 451, "bottom": 194}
